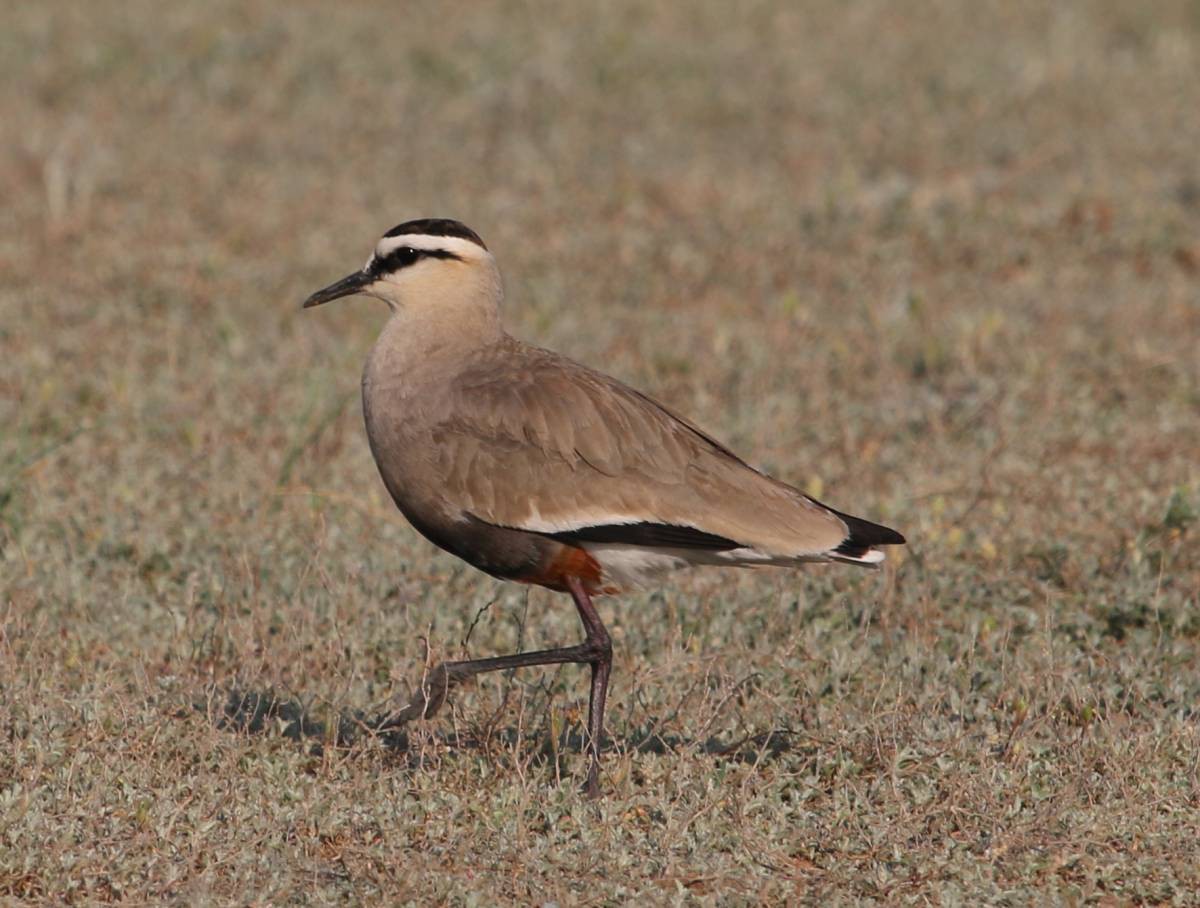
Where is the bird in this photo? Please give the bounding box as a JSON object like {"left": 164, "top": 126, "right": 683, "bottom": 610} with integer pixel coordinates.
{"left": 302, "top": 218, "right": 904, "bottom": 797}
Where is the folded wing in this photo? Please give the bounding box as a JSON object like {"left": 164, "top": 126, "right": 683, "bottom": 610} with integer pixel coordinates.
{"left": 428, "top": 340, "right": 902, "bottom": 566}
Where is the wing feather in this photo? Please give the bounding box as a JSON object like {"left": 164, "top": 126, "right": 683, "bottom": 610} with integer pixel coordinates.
{"left": 421, "top": 340, "right": 851, "bottom": 558}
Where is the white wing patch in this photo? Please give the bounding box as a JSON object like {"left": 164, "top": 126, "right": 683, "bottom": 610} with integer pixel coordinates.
{"left": 582, "top": 539, "right": 887, "bottom": 589}
{"left": 583, "top": 544, "right": 692, "bottom": 588}
{"left": 507, "top": 507, "right": 656, "bottom": 535}
{"left": 583, "top": 542, "right": 848, "bottom": 589}
{"left": 830, "top": 548, "right": 886, "bottom": 566}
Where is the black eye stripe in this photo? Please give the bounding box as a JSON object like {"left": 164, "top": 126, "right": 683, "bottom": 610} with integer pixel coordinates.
{"left": 386, "top": 247, "right": 420, "bottom": 270}
{"left": 372, "top": 245, "right": 463, "bottom": 274}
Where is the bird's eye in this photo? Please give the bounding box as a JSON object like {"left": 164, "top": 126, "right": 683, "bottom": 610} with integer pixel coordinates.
{"left": 377, "top": 247, "right": 420, "bottom": 272}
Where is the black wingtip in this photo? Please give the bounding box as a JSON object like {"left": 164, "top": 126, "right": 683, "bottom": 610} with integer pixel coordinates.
{"left": 842, "top": 516, "right": 906, "bottom": 547}
{"left": 809, "top": 497, "right": 905, "bottom": 557}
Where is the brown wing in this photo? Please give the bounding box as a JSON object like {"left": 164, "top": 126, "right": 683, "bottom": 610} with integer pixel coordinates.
{"left": 429, "top": 340, "right": 849, "bottom": 558}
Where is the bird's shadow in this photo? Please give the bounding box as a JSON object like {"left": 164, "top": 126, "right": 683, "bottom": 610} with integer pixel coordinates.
{"left": 203, "top": 685, "right": 795, "bottom": 766}
{"left": 207, "top": 688, "right": 411, "bottom": 754}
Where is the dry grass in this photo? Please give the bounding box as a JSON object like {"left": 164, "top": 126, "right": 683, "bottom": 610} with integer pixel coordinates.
{"left": 2, "top": 1, "right": 1199, "bottom": 903}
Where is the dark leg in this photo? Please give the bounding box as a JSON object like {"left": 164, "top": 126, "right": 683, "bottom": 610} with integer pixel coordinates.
{"left": 379, "top": 577, "right": 613, "bottom": 797}
{"left": 567, "top": 577, "right": 613, "bottom": 798}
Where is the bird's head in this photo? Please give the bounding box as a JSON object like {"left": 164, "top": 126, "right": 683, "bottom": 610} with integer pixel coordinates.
{"left": 302, "top": 218, "right": 497, "bottom": 312}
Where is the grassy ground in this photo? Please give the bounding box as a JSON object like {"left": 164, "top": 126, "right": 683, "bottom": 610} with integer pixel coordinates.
{"left": 2, "top": 1, "right": 1199, "bottom": 903}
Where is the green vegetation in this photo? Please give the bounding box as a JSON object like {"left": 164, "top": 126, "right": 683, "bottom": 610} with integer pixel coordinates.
{"left": 2, "top": 1, "right": 1198, "bottom": 902}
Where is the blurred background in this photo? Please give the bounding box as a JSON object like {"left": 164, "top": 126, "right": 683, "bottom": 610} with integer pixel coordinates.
{"left": 1, "top": 1, "right": 1198, "bottom": 901}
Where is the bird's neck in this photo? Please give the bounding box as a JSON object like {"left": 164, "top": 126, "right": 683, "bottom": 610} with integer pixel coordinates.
{"left": 365, "top": 283, "right": 505, "bottom": 391}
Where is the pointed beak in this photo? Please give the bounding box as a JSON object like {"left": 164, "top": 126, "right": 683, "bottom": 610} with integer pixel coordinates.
{"left": 302, "top": 270, "right": 373, "bottom": 309}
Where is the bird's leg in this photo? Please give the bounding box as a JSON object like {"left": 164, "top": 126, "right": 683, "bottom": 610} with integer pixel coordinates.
{"left": 378, "top": 643, "right": 596, "bottom": 726}
{"left": 566, "top": 576, "right": 613, "bottom": 799}
{"left": 378, "top": 576, "right": 613, "bottom": 797}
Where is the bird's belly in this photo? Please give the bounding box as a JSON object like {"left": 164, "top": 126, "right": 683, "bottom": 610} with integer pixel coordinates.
{"left": 580, "top": 544, "right": 692, "bottom": 590}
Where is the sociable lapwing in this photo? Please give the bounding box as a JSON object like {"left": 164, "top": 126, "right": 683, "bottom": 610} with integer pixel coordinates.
{"left": 303, "top": 218, "right": 905, "bottom": 796}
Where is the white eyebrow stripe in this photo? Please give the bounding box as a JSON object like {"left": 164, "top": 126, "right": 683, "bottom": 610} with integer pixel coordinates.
{"left": 374, "top": 234, "right": 488, "bottom": 261}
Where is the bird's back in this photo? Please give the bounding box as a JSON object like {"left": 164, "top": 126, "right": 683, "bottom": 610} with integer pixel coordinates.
{"left": 362, "top": 327, "right": 901, "bottom": 591}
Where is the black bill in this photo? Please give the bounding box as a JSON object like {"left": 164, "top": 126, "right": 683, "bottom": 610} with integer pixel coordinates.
{"left": 302, "top": 270, "right": 373, "bottom": 308}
